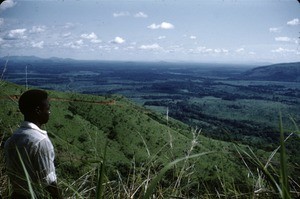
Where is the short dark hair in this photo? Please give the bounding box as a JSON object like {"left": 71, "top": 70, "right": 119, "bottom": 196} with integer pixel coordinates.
{"left": 19, "top": 89, "right": 48, "bottom": 115}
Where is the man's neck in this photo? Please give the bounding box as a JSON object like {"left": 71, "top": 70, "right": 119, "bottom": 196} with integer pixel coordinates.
{"left": 24, "top": 117, "right": 42, "bottom": 128}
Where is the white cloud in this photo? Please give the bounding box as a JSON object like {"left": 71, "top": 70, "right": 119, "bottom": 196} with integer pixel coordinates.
{"left": 160, "top": 22, "right": 174, "bottom": 29}
{"left": 0, "top": 18, "right": 4, "bottom": 26}
{"left": 134, "top": 12, "right": 148, "bottom": 18}
{"left": 271, "top": 47, "right": 296, "bottom": 53}
{"left": 269, "top": 27, "right": 281, "bottom": 33}
{"left": 287, "top": 18, "right": 300, "bottom": 26}
{"left": 113, "top": 11, "right": 147, "bottom": 18}
{"left": 81, "top": 32, "right": 101, "bottom": 43}
{"left": 196, "top": 46, "right": 213, "bottom": 53}
{"left": 0, "top": 38, "right": 4, "bottom": 44}
{"left": 29, "top": 26, "right": 46, "bottom": 33}
{"left": 111, "top": 36, "right": 125, "bottom": 44}
{"left": 0, "top": 0, "right": 16, "bottom": 11}
{"left": 81, "top": 32, "right": 97, "bottom": 40}
{"left": 31, "top": 41, "right": 44, "bottom": 49}
{"left": 64, "top": 39, "right": 84, "bottom": 49}
{"left": 214, "top": 48, "right": 228, "bottom": 54}
{"left": 236, "top": 48, "right": 245, "bottom": 53}
{"left": 191, "top": 46, "right": 229, "bottom": 54}
{"left": 158, "top": 36, "right": 166, "bottom": 40}
{"left": 67, "top": 44, "right": 80, "bottom": 49}
{"left": 190, "top": 36, "right": 197, "bottom": 40}
{"left": 76, "top": 40, "right": 83, "bottom": 45}
{"left": 275, "top": 37, "right": 292, "bottom": 42}
{"left": 139, "top": 43, "right": 162, "bottom": 50}
{"left": 147, "top": 22, "right": 174, "bottom": 30}
{"left": 6, "top": 28, "right": 27, "bottom": 39}
{"left": 148, "top": 24, "right": 160, "bottom": 29}
{"left": 113, "top": 11, "right": 130, "bottom": 17}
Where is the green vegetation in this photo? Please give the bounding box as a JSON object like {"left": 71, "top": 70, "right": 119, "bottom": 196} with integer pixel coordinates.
{"left": 2, "top": 57, "right": 299, "bottom": 153}
{"left": 1, "top": 81, "right": 299, "bottom": 198}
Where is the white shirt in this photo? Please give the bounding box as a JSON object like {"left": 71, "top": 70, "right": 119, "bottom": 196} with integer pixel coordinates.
{"left": 4, "top": 121, "right": 57, "bottom": 195}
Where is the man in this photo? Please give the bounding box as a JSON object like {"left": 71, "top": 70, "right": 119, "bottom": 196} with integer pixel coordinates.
{"left": 4, "top": 89, "right": 62, "bottom": 199}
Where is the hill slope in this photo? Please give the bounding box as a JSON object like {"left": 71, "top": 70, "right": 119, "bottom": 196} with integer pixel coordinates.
{"left": 0, "top": 81, "right": 280, "bottom": 197}
{"left": 240, "top": 62, "right": 300, "bottom": 82}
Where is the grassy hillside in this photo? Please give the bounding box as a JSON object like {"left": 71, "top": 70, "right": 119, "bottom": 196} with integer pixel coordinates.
{"left": 0, "top": 81, "right": 299, "bottom": 198}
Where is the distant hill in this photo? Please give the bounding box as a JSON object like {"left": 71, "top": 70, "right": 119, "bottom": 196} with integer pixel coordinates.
{"left": 240, "top": 62, "right": 300, "bottom": 82}
{"left": 1, "top": 55, "right": 73, "bottom": 62}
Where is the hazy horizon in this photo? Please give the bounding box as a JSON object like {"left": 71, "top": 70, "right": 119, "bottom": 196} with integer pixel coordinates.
{"left": 0, "top": 54, "right": 284, "bottom": 67}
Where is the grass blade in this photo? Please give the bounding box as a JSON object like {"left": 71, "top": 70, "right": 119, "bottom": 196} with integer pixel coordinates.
{"left": 279, "top": 113, "right": 290, "bottom": 199}
{"left": 143, "top": 151, "right": 214, "bottom": 199}
{"left": 16, "top": 147, "right": 36, "bottom": 199}
{"left": 238, "top": 146, "right": 281, "bottom": 194}
{"left": 290, "top": 116, "right": 300, "bottom": 138}
{"left": 96, "top": 140, "right": 108, "bottom": 199}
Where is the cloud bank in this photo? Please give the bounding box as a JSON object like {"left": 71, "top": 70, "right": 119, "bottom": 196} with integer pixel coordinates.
{"left": 6, "top": 28, "right": 27, "bottom": 40}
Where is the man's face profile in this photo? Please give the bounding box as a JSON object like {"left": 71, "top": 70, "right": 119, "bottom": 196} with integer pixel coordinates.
{"left": 37, "top": 99, "right": 50, "bottom": 125}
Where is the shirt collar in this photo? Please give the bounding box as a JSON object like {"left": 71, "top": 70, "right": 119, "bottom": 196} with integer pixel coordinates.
{"left": 21, "top": 121, "right": 48, "bottom": 135}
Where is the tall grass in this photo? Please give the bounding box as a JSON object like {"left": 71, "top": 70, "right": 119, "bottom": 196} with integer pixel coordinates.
{"left": 63, "top": 117, "right": 299, "bottom": 198}
{"left": 142, "top": 151, "right": 214, "bottom": 199}
{"left": 279, "top": 112, "right": 290, "bottom": 199}
{"left": 0, "top": 58, "right": 8, "bottom": 84}
{"left": 16, "top": 148, "right": 36, "bottom": 199}
{"left": 2, "top": 119, "right": 300, "bottom": 198}
{"left": 235, "top": 114, "right": 300, "bottom": 199}
{"left": 96, "top": 140, "right": 107, "bottom": 199}
{"left": 0, "top": 58, "right": 9, "bottom": 199}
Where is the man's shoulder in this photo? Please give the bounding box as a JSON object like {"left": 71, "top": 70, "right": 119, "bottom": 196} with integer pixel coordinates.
{"left": 7, "top": 127, "right": 48, "bottom": 148}
{"left": 17, "top": 127, "right": 47, "bottom": 139}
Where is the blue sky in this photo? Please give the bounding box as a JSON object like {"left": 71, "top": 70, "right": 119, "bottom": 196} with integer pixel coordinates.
{"left": 0, "top": 0, "right": 299, "bottom": 63}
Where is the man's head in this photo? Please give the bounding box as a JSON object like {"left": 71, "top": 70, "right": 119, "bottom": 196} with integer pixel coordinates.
{"left": 19, "top": 89, "right": 50, "bottom": 125}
